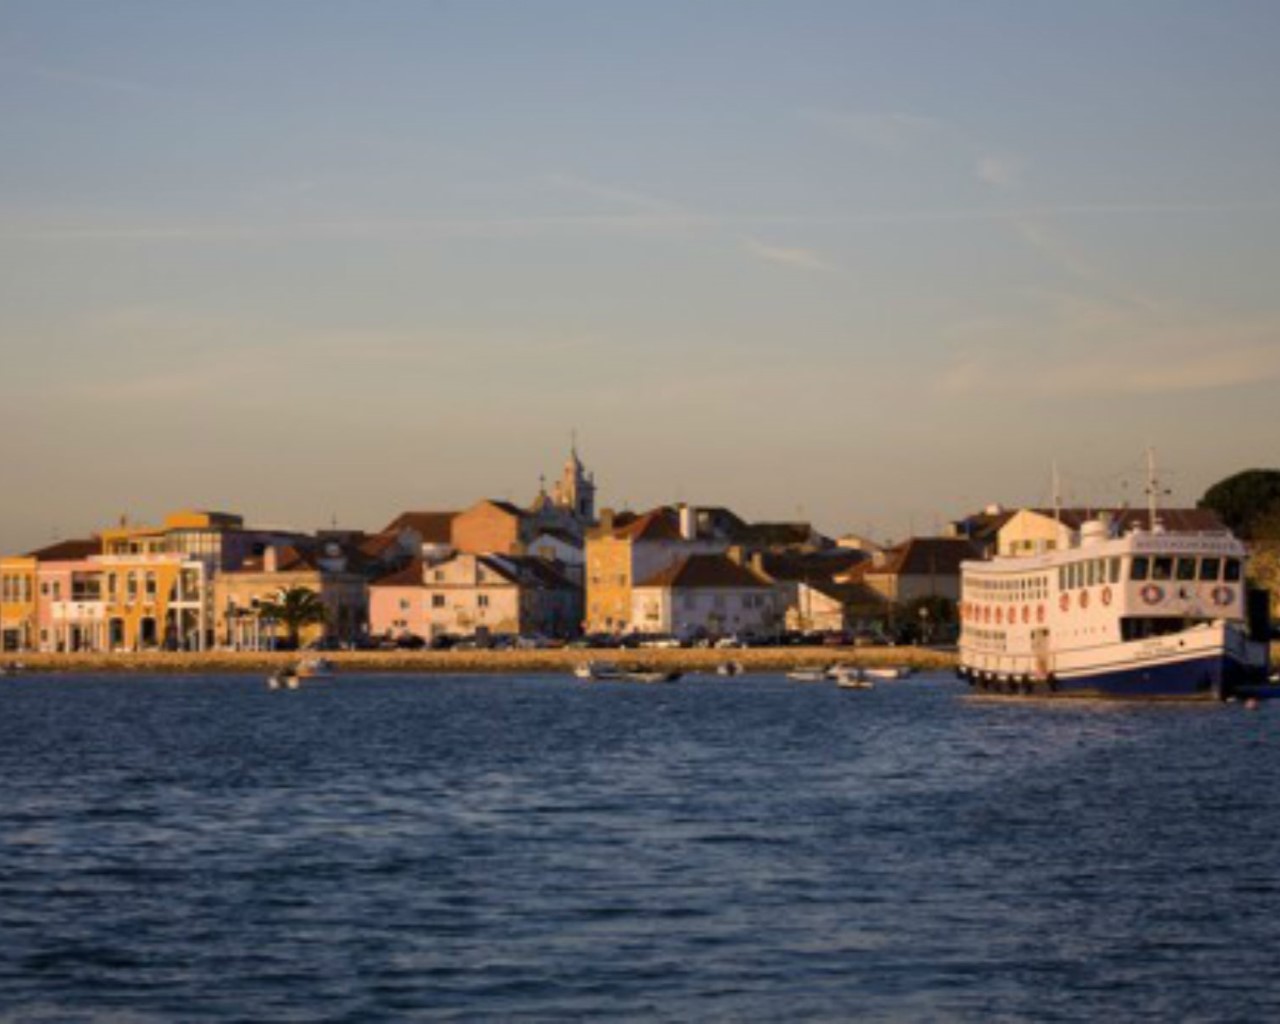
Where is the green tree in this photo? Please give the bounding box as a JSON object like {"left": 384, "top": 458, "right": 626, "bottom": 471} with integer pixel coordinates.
{"left": 256, "top": 586, "right": 328, "bottom": 648}
{"left": 1199, "top": 469, "right": 1280, "bottom": 539}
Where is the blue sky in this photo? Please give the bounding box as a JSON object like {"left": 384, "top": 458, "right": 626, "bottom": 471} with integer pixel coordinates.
{"left": 2, "top": 1, "right": 1278, "bottom": 550}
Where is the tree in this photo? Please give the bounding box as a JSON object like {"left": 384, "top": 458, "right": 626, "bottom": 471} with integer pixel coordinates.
{"left": 255, "top": 586, "right": 328, "bottom": 648}
{"left": 1199, "top": 469, "right": 1280, "bottom": 539}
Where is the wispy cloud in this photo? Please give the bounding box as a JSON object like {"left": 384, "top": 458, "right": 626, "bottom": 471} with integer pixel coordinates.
{"left": 740, "top": 236, "right": 839, "bottom": 273}
{"left": 938, "top": 295, "right": 1280, "bottom": 398}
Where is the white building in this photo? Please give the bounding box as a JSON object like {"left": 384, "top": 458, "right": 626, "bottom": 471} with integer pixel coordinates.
{"left": 631, "top": 553, "right": 778, "bottom": 639}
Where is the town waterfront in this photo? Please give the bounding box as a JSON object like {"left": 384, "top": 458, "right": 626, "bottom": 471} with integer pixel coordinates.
{"left": 2, "top": 671, "right": 1277, "bottom": 1021}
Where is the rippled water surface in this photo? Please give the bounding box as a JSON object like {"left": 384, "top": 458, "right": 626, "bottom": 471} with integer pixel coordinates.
{"left": 2, "top": 672, "right": 1278, "bottom": 1021}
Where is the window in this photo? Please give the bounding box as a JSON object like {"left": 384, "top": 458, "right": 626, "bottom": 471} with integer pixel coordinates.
{"left": 1176, "top": 558, "right": 1196, "bottom": 582}
{"left": 145, "top": 573, "right": 157, "bottom": 598}
{"left": 399, "top": 599, "right": 410, "bottom": 611}
{"left": 478, "top": 594, "right": 489, "bottom": 608}
{"left": 1225, "top": 559, "right": 1242, "bottom": 582}
{"left": 432, "top": 595, "right": 445, "bottom": 608}
{"left": 1152, "top": 557, "right": 1173, "bottom": 582}
{"left": 1109, "top": 558, "right": 1121, "bottom": 584}
{"left": 1199, "top": 558, "right": 1221, "bottom": 582}
{"left": 1131, "top": 557, "right": 1150, "bottom": 581}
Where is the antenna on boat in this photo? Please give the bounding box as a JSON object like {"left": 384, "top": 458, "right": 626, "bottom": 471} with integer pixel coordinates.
{"left": 1144, "top": 447, "right": 1171, "bottom": 531}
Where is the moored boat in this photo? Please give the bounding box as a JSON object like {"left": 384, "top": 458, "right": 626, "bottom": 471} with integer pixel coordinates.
{"left": 958, "top": 459, "right": 1270, "bottom": 701}
{"left": 624, "top": 669, "right": 682, "bottom": 683}
{"left": 863, "top": 666, "right": 911, "bottom": 681}
{"left": 573, "top": 661, "right": 622, "bottom": 681}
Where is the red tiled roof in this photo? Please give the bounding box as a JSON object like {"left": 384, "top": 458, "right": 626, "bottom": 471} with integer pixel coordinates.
{"left": 26, "top": 538, "right": 101, "bottom": 561}
{"left": 370, "top": 559, "right": 425, "bottom": 588}
{"left": 867, "top": 537, "right": 982, "bottom": 578}
{"left": 383, "top": 511, "right": 457, "bottom": 543}
{"left": 636, "top": 554, "right": 772, "bottom": 590}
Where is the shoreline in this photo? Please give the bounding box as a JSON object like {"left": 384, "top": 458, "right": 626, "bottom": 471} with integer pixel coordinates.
{"left": 4, "top": 646, "right": 958, "bottom": 675}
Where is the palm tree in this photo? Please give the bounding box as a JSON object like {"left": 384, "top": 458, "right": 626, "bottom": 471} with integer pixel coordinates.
{"left": 256, "top": 586, "right": 328, "bottom": 649}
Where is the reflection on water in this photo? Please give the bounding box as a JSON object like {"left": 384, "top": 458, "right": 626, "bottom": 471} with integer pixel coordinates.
{"left": 1, "top": 673, "right": 1277, "bottom": 1021}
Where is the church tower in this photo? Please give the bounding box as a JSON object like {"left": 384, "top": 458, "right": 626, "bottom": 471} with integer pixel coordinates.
{"left": 552, "top": 438, "right": 596, "bottom": 524}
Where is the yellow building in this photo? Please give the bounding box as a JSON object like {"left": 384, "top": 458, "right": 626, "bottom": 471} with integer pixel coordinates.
{"left": 1, "top": 555, "right": 37, "bottom": 653}
{"left": 215, "top": 545, "right": 368, "bottom": 650}
{"left": 92, "top": 510, "right": 251, "bottom": 651}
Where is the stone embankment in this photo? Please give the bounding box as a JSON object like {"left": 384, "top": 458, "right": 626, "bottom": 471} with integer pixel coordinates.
{"left": 8, "top": 646, "right": 959, "bottom": 676}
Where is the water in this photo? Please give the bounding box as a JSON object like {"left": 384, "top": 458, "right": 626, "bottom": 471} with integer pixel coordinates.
{"left": 1, "top": 672, "right": 1277, "bottom": 1022}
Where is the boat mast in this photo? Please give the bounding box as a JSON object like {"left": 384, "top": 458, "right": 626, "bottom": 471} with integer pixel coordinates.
{"left": 1145, "top": 447, "right": 1161, "bottom": 530}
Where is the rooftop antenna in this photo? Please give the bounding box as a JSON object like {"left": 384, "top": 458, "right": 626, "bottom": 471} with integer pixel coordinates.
{"left": 1052, "top": 462, "right": 1062, "bottom": 523}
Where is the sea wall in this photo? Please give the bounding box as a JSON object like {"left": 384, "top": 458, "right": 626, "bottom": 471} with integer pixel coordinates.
{"left": 7, "top": 646, "right": 959, "bottom": 675}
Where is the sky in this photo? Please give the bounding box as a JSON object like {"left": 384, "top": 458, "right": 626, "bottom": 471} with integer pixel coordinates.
{"left": 2, "top": 0, "right": 1279, "bottom": 551}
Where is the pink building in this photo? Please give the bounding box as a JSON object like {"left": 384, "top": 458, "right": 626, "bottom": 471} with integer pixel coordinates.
{"left": 30, "top": 540, "right": 105, "bottom": 652}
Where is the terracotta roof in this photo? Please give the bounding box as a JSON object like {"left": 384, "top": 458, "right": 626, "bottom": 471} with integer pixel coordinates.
{"left": 867, "top": 537, "right": 982, "bottom": 578}
{"left": 611, "top": 508, "right": 683, "bottom": 542}
{"left": 383, "top": 511, "right": 457, "bottom": 543}
{"left": 26, "top": 538, "right": 101, "bottom": 561}
{"left": 358, "top": 531, "right": 403, "bottom": 558}
{"left": 803, "top": 578, "right": 886, "bottom": 608}
{"left": 761, "top": 550, "right": 867, "bottom": 582}
{"left": 484, "top": 555, "right": 580, "bottom": 591}
{"left": 370, "top": 559, "right": 425, "bottom": 588}
{"left": 636, "top": 553, "right": 772, "bottom": 590}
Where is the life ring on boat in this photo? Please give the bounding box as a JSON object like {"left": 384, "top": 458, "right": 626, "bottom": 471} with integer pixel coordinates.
{"left": 1079, "top": 590, "right": 1090, "bottom": 610}
{"left": 1211, "top": 585, "right": 1233, "bottom": 607}
{"left": 1059, "top": 593, "right": 1070, "bottom": 612}
{"left": 1101, "top": 586, "right": 1112, "bottom": 606}
{"left": 1140, "top": 584, "right": 1165, "bottom": 605}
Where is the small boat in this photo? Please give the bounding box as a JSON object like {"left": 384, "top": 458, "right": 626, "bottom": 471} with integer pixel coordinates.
{"left": 0, "top": 661, "right": 25, "bottom": 677}
{"left": 828, "top": 665, "right": 871, "bottom": 687}
{"left": 267, "top": 669, "right": 301, "bottom": 690}
{"left": 295, "top": 657, "right": 334, "bottom": 679}
{"left": 625, "top": 669, "right": 682, "bottom": 683}
{"left": 573, "top": 661, "right": 622, "bottom": 681}
{"left": 717, "top": 661, "right": 745, "bottom": 677}
{"left": 787, "top": 667, "right": 831, "bottom": 682}
{"left": 863, "top": 666, "right": 911, "bottom": 681}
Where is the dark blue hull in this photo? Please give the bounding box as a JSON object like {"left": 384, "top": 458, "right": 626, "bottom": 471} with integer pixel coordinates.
{"left": 961, "top": 651, "right": 1269, "bottom": 701}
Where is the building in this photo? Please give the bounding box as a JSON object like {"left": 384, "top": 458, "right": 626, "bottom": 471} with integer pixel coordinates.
{"left": 451, "top": 499, "right": 530, "bottom": 556}
{"left": 994, "top": 508, "right": 1225, "bottom": 559}
{"left": 584, "top": 506, "right": 730, "bottom": 633}
{"left": 630, "top": 553, "right": 778, "bottom": 639}
{"left": 382, "top": 511, "right": 459, "bottom": 562}
{"left": 32, "top": 539, "right": 105, "bottom": 652}
{"left": 856, "top": 536, "right": 983, "bottom": 606}
{"left": 1, "top": 555, "right": 38, "bottom": 652}
{"left": 215, "top": 544, "right": 369, "bottom": 649}
{"left": 370, "top": 552, "right": 581, "bottom": 640}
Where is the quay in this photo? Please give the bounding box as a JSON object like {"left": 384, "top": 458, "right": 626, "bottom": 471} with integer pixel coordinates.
{"left": 3, "top": 646, "right": 959, "bottom": 676}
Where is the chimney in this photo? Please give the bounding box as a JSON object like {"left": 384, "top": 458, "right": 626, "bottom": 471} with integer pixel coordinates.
{"left": 264, "top": 545, "right": 278, "bottom": 573}
{"left": 679, "top": 504, "right": 696, "bottom": 541}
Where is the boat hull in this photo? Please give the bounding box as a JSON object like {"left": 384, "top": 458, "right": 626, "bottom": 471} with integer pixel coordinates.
{"left": 961, "top": 648, "right": 1269, "bottom": 701}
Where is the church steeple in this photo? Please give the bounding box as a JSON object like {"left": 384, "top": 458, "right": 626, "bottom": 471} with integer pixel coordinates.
{"left": 551, "top": 435, "right": 596, "bottom": 524}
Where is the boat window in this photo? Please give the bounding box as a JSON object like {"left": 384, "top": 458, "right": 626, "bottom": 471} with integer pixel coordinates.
{"left": 1176, "top": 558, "right": 1196, "bottom": 582}
{"left": 1199, "top": 558, "right": 1220, "bottom": 581}
{"left": 1131, "top": 557, "right": 1150, "bottom": 581}
{"left": 1224, "top": 559, "right": 1242, "bottom": 582}
{"left": 1108, "top": 558, "right": 1121, "bottom": 584}
{"left": 1152, "top": 557, "right": 1173, "bottom": 581}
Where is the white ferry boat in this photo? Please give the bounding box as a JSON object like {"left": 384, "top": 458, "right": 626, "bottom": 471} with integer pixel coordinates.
{"left": 958, "top": 490, "right": 1270, "bottom": 700}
